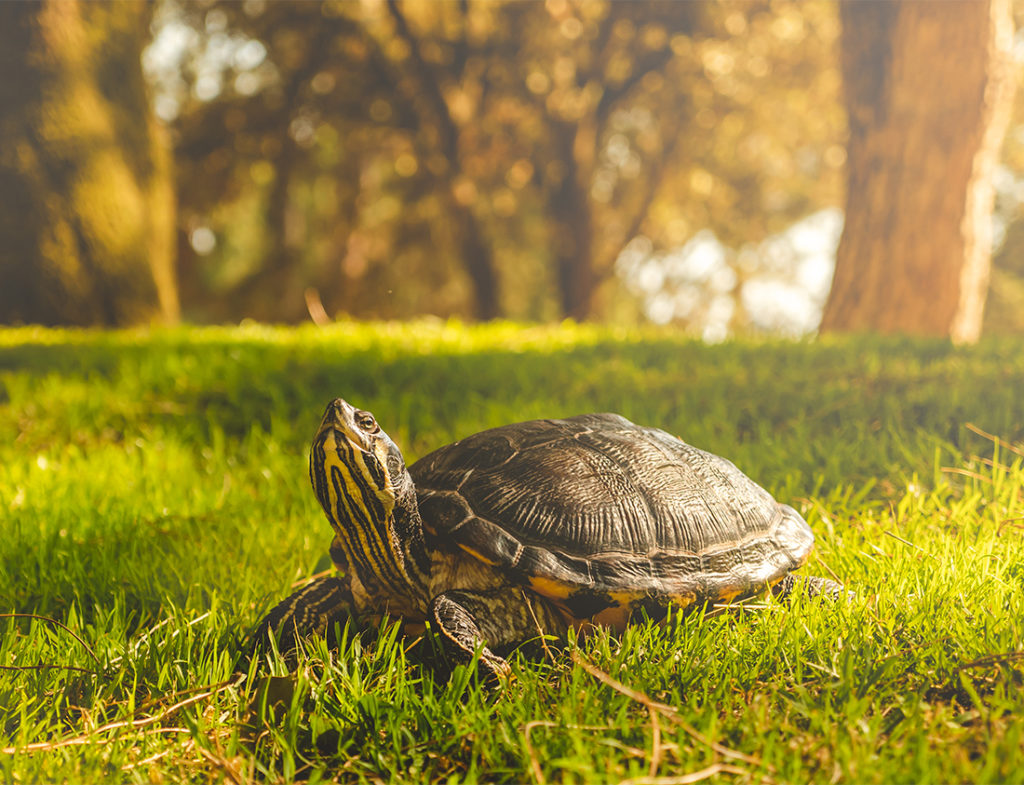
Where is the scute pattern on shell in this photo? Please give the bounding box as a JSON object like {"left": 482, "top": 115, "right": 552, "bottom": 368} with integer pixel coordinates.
{"left": 411, "top": 413, "right": 814, "bottom": 608}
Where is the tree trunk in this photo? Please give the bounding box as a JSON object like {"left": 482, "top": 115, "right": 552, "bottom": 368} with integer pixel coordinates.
{"left": 549, "top": 122, "right": 596, "bottom": 321}
{"left": 820, "top": 0, "right": 1014, "bottom": 343}
{"left": 451, "top": 200, "right": 500, "bottom": 321}
{"left": 0, "top": 0, "right": 178, "bottom": 327}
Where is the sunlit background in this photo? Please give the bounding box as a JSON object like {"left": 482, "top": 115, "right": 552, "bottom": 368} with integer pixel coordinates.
{"left": 4, "top": 0, "right": 1024, "bottom": 337}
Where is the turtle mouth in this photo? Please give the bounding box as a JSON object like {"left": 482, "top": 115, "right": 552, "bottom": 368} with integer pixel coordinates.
{"left": 316, "top": 398, "right": 378, "bottom": 453}
{"left": 320, "top": 398, "right": 348, "bottom": 427}
{"left": 317, "top": 398, "right": 354, "bottom": 440}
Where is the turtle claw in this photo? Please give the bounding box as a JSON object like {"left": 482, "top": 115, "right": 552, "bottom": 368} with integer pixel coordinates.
{"left": 478, "top": 652, "right": 514, "bottom": 688}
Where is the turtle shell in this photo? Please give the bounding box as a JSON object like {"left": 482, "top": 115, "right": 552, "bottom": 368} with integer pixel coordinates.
{"left": 410, "top": 413, "right": 814, "bottom": 619}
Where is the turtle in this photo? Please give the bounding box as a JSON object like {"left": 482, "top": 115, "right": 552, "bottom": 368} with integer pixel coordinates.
{"left": 252, "top": 398, "right": 845, "bottom": 679}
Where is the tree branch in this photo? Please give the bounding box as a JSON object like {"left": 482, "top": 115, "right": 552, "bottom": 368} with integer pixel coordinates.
{"left": 595, "top": 47, "right": 675, "bottom": 127}
{"left": 452, "top": 0, "right": 470, "bottom": 82}
{"left": 596, "top": 113, "right": 685, "bottom": 277}
{"left": 385, "top": 0, "right": 460, "bottom": 166}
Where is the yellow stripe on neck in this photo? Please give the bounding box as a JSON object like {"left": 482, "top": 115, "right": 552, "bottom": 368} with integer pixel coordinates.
{"left": 319, "top": 432, "right": 410, "bottom": 599}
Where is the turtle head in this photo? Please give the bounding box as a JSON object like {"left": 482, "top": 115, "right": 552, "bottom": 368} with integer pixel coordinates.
{"left": 313, "top": 398, "right": 406, "bottom": 503}
{"left": 309, "top": 399, "right": 428, "bottom": 603}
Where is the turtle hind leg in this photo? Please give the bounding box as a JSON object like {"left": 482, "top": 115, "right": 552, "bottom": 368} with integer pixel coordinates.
{"left": 429, "top": 589, "right": 566, "bottom": 685}
{"left": 249, "top": 575, "right": 355, "bottom": 660}
{"left": 771, "top": 573, "right": 851, "bottom": 602}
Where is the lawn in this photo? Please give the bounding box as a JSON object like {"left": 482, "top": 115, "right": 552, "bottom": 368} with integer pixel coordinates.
{"left": 1, "top": 322, "right": 1023, "bottom": 783}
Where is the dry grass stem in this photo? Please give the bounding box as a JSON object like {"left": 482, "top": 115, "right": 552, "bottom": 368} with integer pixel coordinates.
{"left": 0, "top": 613, "right": 100, "bottom": 665}
{"left": 0, "top": 662, "right": 99, "bottom": 675}
{"left": 304, "top": 287, "right": 332, "bottom": 326}
{"left": 523, "top": 720, "right": 627, "bottom": 785}
{"left": 997, "top": 516, "right": 1024, "bottom": 534}
{"left": 815, "top": 557, "right": 845, "bottom": 587}
{"left": 108, "top": 612, "right": 212, "bottom": 669}
{"left": 0, "top": 676, "right": 242, "bottom": 755}
{"left": 959, "top": 651, "right": 1024, "bottom": 669}
{"left": 121, "top": 749, "right": 172, "bottom": 771}
{"left": 617, "top": 762, "right": 756, "bottom": 785}
{"left": 882, "top": 530, "right": 934, "bottom": 559}
{"left": 524, "top": 591, "right": 558, "bottom": 666}
{"left": 647, "top": 704, "right": 663, "bottom": 779}
{"left": 196, "top": 744, "right": 248, "bottom": 785}
{"left": 941, "top": 467, "right": 994, "bottom": 484}
{"left": 571, "top": 651, "right": 769, "bottom": 772}
{"left": 2, "top": 726, "right": 189, "bottom": 754}
{"left": 524, "top": 720, "right": 552, "bottom": 785}
{"left": 966, "top": 423, "right": 1024, "bottom": 457}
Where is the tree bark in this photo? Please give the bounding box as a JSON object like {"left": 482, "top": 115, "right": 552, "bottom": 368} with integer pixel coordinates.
{"left": 820, "top": 0, "right": 1014, "bottom": 343}
{"left": 0, "top": 0, "right": 177, "bottom": 327}
{"left": 450, "top": 199, "right": 500, "bottom": 321}
{"left": 546, "top": 123, "right": 595, "bottom": 321}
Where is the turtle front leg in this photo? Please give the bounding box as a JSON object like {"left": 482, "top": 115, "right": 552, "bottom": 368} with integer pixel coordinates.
{"left": 771, "top": 574, "right": 851, "bottom": 602}
{"left": 429, "top": 589, "right": 566, "bottom": 683}
{"left": 250, "top": 575, "right": 355, "bottom": 658}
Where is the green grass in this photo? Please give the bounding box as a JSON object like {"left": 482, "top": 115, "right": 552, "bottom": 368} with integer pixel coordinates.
{"left": 1, "top": 321, "right": 1023, "bottom": 783}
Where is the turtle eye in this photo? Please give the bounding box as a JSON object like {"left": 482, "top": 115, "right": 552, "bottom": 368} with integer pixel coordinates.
{"left": 356, "top": 411, "right": 378, "bottom": 433}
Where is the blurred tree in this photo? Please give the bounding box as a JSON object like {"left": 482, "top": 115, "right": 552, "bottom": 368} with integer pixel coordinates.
{"left": 820, "top": 0, "right": 1015, "bottom": 343}
{"left": 160, "top": 0, "right": 845, "bottom": 326}
{"left": 615, "top": 1, "right": 845, "bottom": 335}
{"left": 168, "top": 0, "right": 706, "bottom": 322}
{"left": 0, "top": 0, "right": 178, "bottom": 326}
{"left": 380, "top": 0, "right": 714, "bottom": 319}
{"left": 166, "top": 1, "right": 479, "bottom": 321}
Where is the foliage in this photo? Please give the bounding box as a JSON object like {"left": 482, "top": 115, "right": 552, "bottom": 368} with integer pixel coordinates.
{"left": 0, "top": 0, "right": 177, "bottom": 327}
{"left": 1, "top": 323, "right": 1024, "bottom": 782}
{"left": 158, "top": 0, "right": 845, "bottom": 325}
